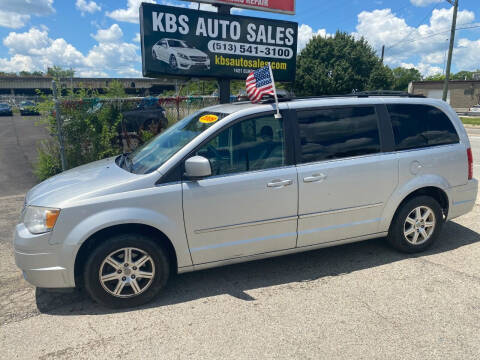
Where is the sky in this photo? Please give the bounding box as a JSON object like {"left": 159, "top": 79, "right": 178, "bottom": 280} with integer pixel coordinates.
{"left": 0, "top": 0, "right": 478, "bottom": 78}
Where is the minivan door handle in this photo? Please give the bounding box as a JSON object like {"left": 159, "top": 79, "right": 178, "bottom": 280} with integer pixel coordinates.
{"left": 267, "top": 179, "right": 293, "bottom": 188}
{"left": 303, "top": 173, "right": 327, "bottom": 183}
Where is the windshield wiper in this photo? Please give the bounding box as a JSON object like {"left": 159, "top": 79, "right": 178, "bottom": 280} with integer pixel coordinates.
{"left": 117, "top": 152, "right": 130, "bottom": 170}
{"left": 124, "top": 154, "right": 134, "bottom": 172}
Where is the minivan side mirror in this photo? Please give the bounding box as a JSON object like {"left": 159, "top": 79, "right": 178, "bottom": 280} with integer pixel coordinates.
{"left": 184, "top": 156, "right": 211, "bottom": 180}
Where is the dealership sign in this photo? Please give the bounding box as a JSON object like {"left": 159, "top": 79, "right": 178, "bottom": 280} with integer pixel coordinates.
{"left": 140, "top": 3, "right": 298, "bottom": 81}
{"left": 180, "top": 0, "right": 295, "bottom": 15}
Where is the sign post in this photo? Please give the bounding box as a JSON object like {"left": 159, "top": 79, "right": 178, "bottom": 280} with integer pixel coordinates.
{"left": 217, "top": 4, "right": 231, "bottom": 104}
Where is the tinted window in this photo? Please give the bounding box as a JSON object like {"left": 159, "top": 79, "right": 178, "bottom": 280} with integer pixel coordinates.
{"left": 387, "top": 104, "right": 459, "bottom": 150}
{"left": 297, "top": 106, "right": 380, "bottom": 163}
{"left": 127, "top": 111, "right": 227, "bottom": 174}
{"left": 197, "top": 115, "right": 285, "bottom": 176}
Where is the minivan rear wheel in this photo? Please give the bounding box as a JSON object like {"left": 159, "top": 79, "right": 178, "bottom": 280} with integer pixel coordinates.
{"left": 388, "top": 196, "right": 443, "bottom": 253}
{"left": 84, "top": 233, "right": 170, "bottom": 308}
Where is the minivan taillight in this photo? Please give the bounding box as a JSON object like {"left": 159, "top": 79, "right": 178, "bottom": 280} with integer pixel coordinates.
{"left": 467, "top": 148, "right": 473, "bottom": 180}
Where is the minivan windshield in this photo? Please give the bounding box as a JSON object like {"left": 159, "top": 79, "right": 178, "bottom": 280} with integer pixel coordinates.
{"left": 119, "top": 111, "right": 227, "bottom": 174}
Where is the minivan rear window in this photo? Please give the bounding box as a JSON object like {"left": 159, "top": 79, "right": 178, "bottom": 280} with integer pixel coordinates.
{"left": 387, "top": 104, "right": 459, "bottom": 151}
{"left": 297, "top": 106, "right": 381, "bottom": 163}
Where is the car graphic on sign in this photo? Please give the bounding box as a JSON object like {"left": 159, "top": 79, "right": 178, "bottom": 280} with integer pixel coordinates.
{"left": 152, "top": 38, "right": 211, "bottom": 71}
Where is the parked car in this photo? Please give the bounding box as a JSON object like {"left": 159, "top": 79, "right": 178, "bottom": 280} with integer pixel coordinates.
{"left": 152, "top": 38, "right": 210, "bottom": 71}
{"left": 469, "top": 104, "right": 480, "bottom": 112}
{"left": 19, "top": 100, "right": 39, "bottom": 115}
{"left": 14, "top": 93, "right": 477, "bottom": 308}
{"left": 121, "top": 97, "right": 168, "bottom": 134}
{"left": 0, "top": 103, "right": 13, "bottom": 116}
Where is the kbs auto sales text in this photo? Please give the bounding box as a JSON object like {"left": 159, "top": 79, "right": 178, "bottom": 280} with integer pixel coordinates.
{"left": 151, "top": 12, "right": 295, "bottom": 46}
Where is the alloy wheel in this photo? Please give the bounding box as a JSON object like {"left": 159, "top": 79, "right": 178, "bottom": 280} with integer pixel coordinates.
{"left": 403, "top": 206, "right": 436, "bottom": 245}
{"left": 98, "top": 247, "right": 155, "bottom": 298}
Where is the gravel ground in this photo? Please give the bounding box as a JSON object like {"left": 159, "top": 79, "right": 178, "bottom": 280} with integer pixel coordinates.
{"left": 0, "top": 122, "right": 478, "bottom": 359}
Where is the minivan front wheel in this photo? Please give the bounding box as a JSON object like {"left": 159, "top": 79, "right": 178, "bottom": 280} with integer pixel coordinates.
{"left": 388, "top": 196, "right": 443, "bottom": 253}
{"left": 84, "top": 234, "right": 170, "bottom": 308}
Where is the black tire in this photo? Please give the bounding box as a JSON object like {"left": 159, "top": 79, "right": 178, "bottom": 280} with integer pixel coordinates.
{"left": 387, "top": 195, "right": 444, "bottom": 253}
{"left": 84, "top": 233, "right": 170, "bottom": 308}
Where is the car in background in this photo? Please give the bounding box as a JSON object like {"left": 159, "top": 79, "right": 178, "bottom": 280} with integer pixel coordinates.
{"left": 119, "top": 97, "right": 169, "bottom": 150}
{"left": 19, "top": 100, "right": 39, "bottom": 115}
{"left": 469, "top": 104, "right": 480, "bottom": 113}
{"left": 237, "top": 89, "right": 294, "bottom": 102}
{"left": 0, "top": 103, "right": 13, "bottom": 116}
{"left": 236, "top": 90, "right": 249, "bottom": 102}
{"left": 152, "top": 38, "right": 210, "bottom": 71}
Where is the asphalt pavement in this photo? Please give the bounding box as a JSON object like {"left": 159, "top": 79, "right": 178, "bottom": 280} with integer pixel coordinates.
{"left": 0, "top": 114, "right": 48, "bottom": 197}
{"left": 0, "top": 122, "right": 479, "bottom": 359}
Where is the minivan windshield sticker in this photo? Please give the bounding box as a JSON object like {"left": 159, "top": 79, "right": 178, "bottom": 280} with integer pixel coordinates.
{"left": 199, "top": 114, "right": 219, "bottom": 124}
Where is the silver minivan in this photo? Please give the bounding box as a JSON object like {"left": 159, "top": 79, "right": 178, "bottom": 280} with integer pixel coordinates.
{"left": 14, "top": 94, "right": 478, "bottom": 308}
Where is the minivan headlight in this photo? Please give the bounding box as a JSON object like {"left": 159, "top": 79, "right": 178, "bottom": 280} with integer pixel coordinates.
{"left": 23, "top": 206, "right": 60, "bottom": 234}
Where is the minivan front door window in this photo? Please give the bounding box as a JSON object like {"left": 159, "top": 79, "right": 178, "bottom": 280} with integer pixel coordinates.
{"left": 196, "top": 115, "right": 285, "bottom": 176}
{"left": 121, "top": 111, "right": 226, "bottom": 174}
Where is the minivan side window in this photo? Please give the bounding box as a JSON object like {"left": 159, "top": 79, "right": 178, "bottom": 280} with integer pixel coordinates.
{"left": 387, "top": 104, "right": 459, "bottom": 151}
{"left": 297, "top": 106, "right": 380, "bottom": 164}
{"left": 196, "top": 115, "right": 285, "bottom": 176}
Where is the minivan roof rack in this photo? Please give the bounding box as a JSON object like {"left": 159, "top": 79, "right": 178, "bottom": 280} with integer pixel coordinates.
{"left": 291, "top": 91, "right": 425, "bottom": 101}
{"left": 235, "top": 91, "right": 425, "bottom": 105}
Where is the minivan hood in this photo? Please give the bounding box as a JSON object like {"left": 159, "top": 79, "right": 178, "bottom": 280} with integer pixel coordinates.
{"left": 26, "top": 157, "right": 142, "bottom": 207}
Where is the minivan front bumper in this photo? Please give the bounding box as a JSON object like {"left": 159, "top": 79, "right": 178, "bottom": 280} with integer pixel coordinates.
{"left": 447, "top": 179, "right": 478, "bottom": 220}
{"left": 14, "top": 223, "right": 74, "bottom": 288}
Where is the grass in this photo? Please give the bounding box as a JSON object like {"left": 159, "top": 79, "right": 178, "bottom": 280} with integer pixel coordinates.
{"left": 460, "top": 116, "right": 480, "bottom": 126}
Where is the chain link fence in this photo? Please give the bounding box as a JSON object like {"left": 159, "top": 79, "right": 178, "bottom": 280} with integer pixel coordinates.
{"left": 36, "top": 94, "right": 220, "bottom": 180}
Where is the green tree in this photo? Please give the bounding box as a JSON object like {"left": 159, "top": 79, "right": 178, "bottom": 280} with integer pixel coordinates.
{"left": 367, "top": 64, "right": 394, "bottom": 90}
{"left": 294, "top": 32, "right": 386, "bottom": 96}
{"left": 451, "top": 70, "right": 479, "bottom": 80}
{"left": 19, "top": 70, "right": 44, "bottom": 76}
{"left": 47, "top": 66, "right": 75, "bottom": 80}
{"left": 392, "top": 67, "right": 422, "bottom": 91}
{"left": 424, "top": 73, "right": 445, "bottom": 81}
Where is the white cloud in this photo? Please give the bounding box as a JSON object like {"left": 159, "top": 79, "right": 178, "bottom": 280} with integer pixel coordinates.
{"left": 0, "top": 12, "right": 30, "bottom": 29}
{"left": 0, "top": 0, "right": 54, "bottom": 29}
{"left": 297, "top": 24, "right": 331, "bottom": 52}
{"left": 454, "top": 38, "right": 480, "bottom": 71}
{"left": 0, "top": 54, "right": 36, "bottom": 73}
{"left": 0, "top": 0, "right": 54, "bottom": 16}
{"left": 353, "top": 7, "right": 476, "bottom": 74}
{"left": 107, "top": 0, "right": 156, "bottom": 24}
{"left": 85, "top": 42, "right": 139, "bottom": 70}
{"left": 3, "top": 27, "right": 51, "bottom": 54}
{"left": 402, "top": 62, "right": 443, "bottom": 76}
{"left": 76, "top": 0, "right": 101, "bottom": 16}
{"left": 0, "top": 26, "right": 141, "bottom": 78}
{"left": 91, "top": 24, "right": 124, "bottom": 43}
{"left": 188, "top": 2, "right": 217, "bottom": 12}
{"left": 77, "top": 69, "right": 109, "bottom": 77}
{"left": 133, "top": 33, "right": 140, "bottom": 43}
{"left": 410, "top": 0, "right": 442, "bottom": 7}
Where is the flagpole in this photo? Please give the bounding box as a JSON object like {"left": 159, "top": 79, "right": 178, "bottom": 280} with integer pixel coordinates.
{"left": 268, "top": 62, "right": 282, "bottom": 119}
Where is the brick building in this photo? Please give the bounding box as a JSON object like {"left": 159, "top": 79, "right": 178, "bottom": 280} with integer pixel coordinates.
{"left": 409, "top": 80, "right": 480, "bottom": 111}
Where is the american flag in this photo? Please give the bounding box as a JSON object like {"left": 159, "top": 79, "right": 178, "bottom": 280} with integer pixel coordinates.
{"left": 246, "top": 65, "right": 275, "bottom": 103}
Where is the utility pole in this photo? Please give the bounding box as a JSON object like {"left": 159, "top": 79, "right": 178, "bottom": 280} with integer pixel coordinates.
{"left": 381, "top": 45, "right": 385, "bottom": 63}
{"left": 216, "top": 4, "right": 231, "bottom": 104}
{"left": 442, "top": 0, "right": 458, "bottom": 102}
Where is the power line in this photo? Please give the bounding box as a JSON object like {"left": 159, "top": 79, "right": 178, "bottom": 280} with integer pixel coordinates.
{"left": 388, "top": 24, "right": 480, "bottom": 48}
{"left": 386, "top": 3, "right": 439, "bottom": 50}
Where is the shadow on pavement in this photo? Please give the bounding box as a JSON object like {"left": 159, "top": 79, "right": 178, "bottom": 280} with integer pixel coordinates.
{"left": 36, "top": 220, "right": 480, "bottom": 316}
